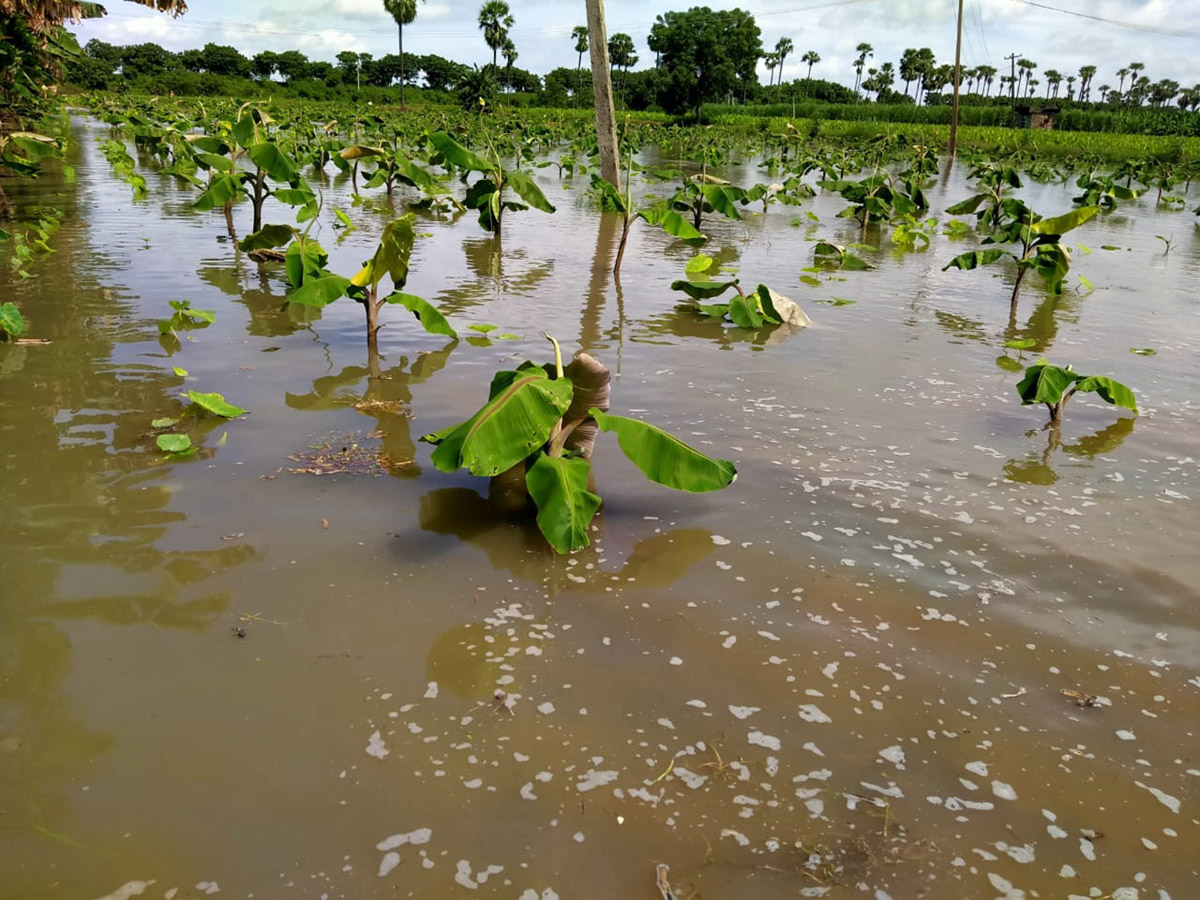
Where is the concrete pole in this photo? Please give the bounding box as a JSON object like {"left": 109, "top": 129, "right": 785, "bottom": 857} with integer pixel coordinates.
{"left": 948, "top": 0, "right": 964, "bottom": 159}
{"left": 586, "top": 0, "right": 620, "bottom": 187}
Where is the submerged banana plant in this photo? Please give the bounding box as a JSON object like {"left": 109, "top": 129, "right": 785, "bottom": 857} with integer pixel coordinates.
{"left": 1017, "top": 359, "right": 1137, "bottom": 426}
{"left": 420, "top": 335, "right": 737, "bottom": 553}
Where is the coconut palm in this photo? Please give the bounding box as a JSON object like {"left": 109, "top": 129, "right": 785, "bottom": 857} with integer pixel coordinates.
{"left": 478, "top": 1, "right": 514, "bottom": 68}
{"left": 382, "top": 0, "right": 422, "bottom": 105}
{"left": 800, "top": 50, "right": 820, "bottom": 80}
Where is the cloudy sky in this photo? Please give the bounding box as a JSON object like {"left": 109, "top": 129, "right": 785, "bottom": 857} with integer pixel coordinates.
{"left": 70, "top": 0, "right": 1199, "bottom": 90}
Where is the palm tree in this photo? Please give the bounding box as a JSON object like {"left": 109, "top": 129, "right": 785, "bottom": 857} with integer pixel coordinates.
{"left": 853, "top": 42, "right": 873, "bottom": 95}
{"left": 1078, "top": 65, "right": 1096, "bottom": 102}
{"left": 607, "top": 32, "right": 636, "bottom": 75}
{"left": 1127, "top": 61, "right": 1145, "bottom": 102}
{"left": 572, "top": 25, "right": 588, "bottom": 73}
{"left": 1044, "top": 69, "right": 1060, "bottom": 99}
{"left": 1116, "top": 67, "right": 1129, "bottom": 98}
{"left": 571, "top": 25, "right": 588, "bottom": 101}
{"left": 800, "top": 49, "right": 820, "bottom": 80}
{"left": 774, "top": 37, "right": 794, "bottom": 87}
{"left": 382, "top": 0, "right": 422, "bottom": 106}
{"left": 502, "top": 37, "right": 518, "bottom": 70}
{"left": 1016, "top": 59, "right": 1036, "bottom": 98}
{"left": 1097, "top": 84, "right": 1111, "bottom": 105}
{"left": 763, "top": 52, "right": 778, "bottom": 88}
{"left": 1065, "top": 74, "right": 1076, "bottom": 100}
{"left": 478, "top": 1, "right": 514, "bottom": 68}
{"left": 977, "top": 64, "right": 997, "bottom": 97}
{"left": 899, "top": 48, "right": 920, "bottom": 96}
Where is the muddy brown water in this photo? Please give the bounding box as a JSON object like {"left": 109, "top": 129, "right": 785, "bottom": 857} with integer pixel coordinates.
{"left": 1, "top": 119, "right": 1198, "bottom": 900}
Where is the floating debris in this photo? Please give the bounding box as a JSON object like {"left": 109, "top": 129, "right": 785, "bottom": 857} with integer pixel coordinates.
{"left": 286, "top": 433, "right": 412, "bottom": 476}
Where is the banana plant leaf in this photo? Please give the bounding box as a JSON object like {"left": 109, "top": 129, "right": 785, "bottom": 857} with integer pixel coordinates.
{"left": 727, "top": 290, "right": 767, "bottom": 328}
{"left": 352, "top": 216, "right": 415, "bottom": 292}
{"left": 671, "top": 278, "right": 738, "bottom": 300}
{"left": 590, "top": 410, "right": 737, "bottom": 492}
{"left": 287, "top": 274, "right": 350, "bottom": 307}
{"left": 754, "top": 285, "right": 811, "bottom": 328}
{"left": 386, "top": 292, "right": 457, "bottom": 338}
{"left": 340, "top": 145, "right": 384, "bottom": 160}
{"left": 506, "top": 171, "right": 556, "bottom": 213}
{"left": 637, "top": 206, "right": 706, "bottom": 245}
{"left": 193, "top": 172, "right": 246, "bottom": 211}
{"left": 1017, "top": 362, "right": 1080, "bottom": 405}
{"left": 238, "top": 224, "right": 295, "bottom": 252}
{"left": 247, "top": 142, "right": 298, "bottom": 182}
{"left": 428, "top": 131, "right": 492, "bottom": 173}
{"left": 156, "top": 434, "right": 192, "bottom": 453}
{"left": 526, "top": 453, "right": 602, "bottom": 553}
{"left": 942, "top": 248, "right": 1012, "bottom": 272}
{"left": 1032, "top": 206, "right": 1100, "bottom": 236}
{"left": 1072, "top": 375, "right": 1138, "bottom": 414}
{"left": 425, "top": 369, "right": 573, "bottom": 477}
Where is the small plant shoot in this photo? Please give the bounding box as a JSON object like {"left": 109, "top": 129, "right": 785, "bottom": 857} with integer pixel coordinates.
{"left": 1017, "top": 359, "right": 1138, "bottom": 426}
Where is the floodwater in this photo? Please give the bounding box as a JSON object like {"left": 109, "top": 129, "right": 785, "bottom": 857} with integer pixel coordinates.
{"left": 2, "top": 118, "right": 1198, "bottom": 900}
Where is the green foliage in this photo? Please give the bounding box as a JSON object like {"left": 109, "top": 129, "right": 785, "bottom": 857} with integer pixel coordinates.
{"left": 670, "top": 255, "right": 811, "bottom": 330}
{"left": 186, "top": 390, "right": 247, "bottom": 418}
{"left": 1016, "top": 360, "right": 1137, "bottom": 424}
{"left": 428, "top": 130, "right": 554, "bottom": 233}
{"left": 421, "top": 343, "right": 736, "bottom": 553}
{"left": 0, "top": 302, "right": 25, "bottom": 339}
{"left": 156, "top": 433, "right": 194, "bottom": 454}
{"left": 648, "top": 7, "right": 763, "bottom": 120}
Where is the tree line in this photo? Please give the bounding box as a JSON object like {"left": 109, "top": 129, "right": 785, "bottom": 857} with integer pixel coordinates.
{"left": 66, "top": 4, "right": 1200, "bottom": 117}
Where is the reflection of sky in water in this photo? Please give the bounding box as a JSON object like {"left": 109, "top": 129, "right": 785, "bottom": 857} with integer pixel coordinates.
{"left": 1, "top": 116, "right": 1197, "bottom": 899}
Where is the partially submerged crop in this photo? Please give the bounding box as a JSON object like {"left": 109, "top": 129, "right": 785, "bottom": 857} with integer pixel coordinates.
{"left": 1017, "top": 359, "right": 1137, "bottom": 425}
{"left": 421, "top": 335, "right": 736, "bottom": 553}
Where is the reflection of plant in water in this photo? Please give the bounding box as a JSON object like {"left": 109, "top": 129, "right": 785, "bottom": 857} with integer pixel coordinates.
{"left": 1004, "top": 416, "right": 1136, "bottom": 485}
{"left": 285, "top": 340, "right": 457, "bottom": 477}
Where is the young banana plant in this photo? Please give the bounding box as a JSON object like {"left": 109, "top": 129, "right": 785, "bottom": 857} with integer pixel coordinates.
{"left": 427, "top": 131, "right": 555, "bottom": 235}
{"left": 420, "top": 335, "right": 736, "bottom": 553}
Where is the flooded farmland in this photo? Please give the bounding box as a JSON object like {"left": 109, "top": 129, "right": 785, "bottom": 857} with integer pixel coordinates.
{"left": 2, "top": 117, "right": 1198, "bottom": 900}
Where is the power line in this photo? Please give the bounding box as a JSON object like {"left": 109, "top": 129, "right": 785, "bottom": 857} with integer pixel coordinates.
{"left": 1006, "top": 0, "right": 1200, "bottom": 39}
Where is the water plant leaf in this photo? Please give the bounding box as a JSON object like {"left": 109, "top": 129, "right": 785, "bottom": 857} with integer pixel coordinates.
{"left": 506, "top": 171, "right": 556, "bottom": 214}
{"left": 686, "top": 254, "right": 714, "bottom": 275}
{"left": 425, "top": 370, "right": 573, "bottom": 477}
{"left": 151, "top": 417, "right": 180, "bottom": 428}
{"left": 156, "top": 434, "right": 192, "bottom": 453}
{"left": 0, "top": 302, "right": 25, "bottom": 337}
{"left": 186, "top": 390, "right": 246, "bottom": 418}
{"left": 1129, "top": 347, "right": 1156, "bottom": 356}
{"left": 526, "top": 453, "right": 602, "bottom": 554}
{"left": 428, "top": 131, "right": 491, "bottom": 173}
{"left": 386, "top": 292, "right": 457, "bottom": 338}
{"left": 1004, "top": 339, "right": 1037, "bottom": 350}
{"left": 469, "top": 324, "right": 498, "bottom": 333}
{"left": 590, "top": 410, "right": 736, "bottom": 493}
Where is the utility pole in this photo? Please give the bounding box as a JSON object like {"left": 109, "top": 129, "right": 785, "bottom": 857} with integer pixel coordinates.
{"left": 948, "top": 0, "right": 964, "bottom": 159}
{"left": 1005, "top": 52, "right": 1019, "bottom": 110}
{"left": 586, "top": 0, "right": 620, "bottom": 187}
